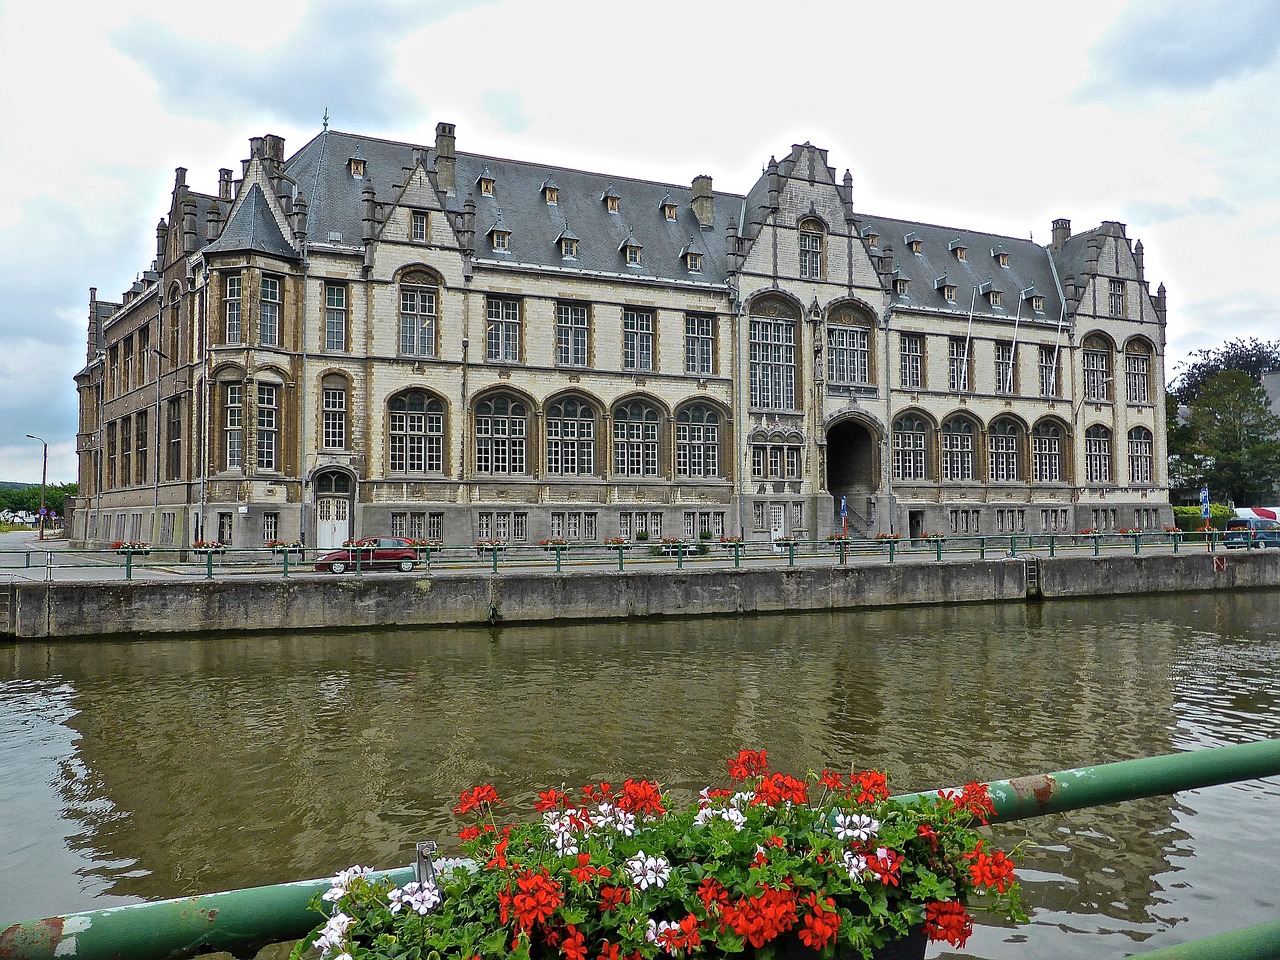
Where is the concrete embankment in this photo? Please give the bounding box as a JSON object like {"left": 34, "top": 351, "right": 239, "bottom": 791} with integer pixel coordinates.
{"left": 2, "top": 551, "right": 1277, "bottom": 640}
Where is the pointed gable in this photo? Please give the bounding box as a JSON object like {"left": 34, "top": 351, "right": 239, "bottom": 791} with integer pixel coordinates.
{"left": 202, "top": 183, "right": 298, "bottom": 259}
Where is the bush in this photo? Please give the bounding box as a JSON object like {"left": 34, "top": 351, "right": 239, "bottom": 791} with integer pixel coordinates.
{"left": 1172, "top": 504, "right": 1233, "bottom": 531}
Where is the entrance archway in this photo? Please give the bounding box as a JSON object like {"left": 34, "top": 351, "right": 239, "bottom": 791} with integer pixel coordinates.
{"left": 826, "top": 419, "right": 879, "bottom": 534}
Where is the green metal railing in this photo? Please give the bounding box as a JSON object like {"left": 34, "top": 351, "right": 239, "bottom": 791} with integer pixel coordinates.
{"left": 1, "top": 529, "right": 1250, "bottom": 584}
{"left": 3, "top": 739, "right": 1279, "bottom": 960}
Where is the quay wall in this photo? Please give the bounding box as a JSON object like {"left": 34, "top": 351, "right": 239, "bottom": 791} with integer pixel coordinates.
{"left": 3, "top": 551, "right": 1278, "bottom": 640}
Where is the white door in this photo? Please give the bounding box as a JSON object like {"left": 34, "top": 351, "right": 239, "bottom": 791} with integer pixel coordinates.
{"left": 770, "top": 503, "right": 786, "bottom": 551}
{"left": 317, "top": 497, "right": 350, "bottom": 548}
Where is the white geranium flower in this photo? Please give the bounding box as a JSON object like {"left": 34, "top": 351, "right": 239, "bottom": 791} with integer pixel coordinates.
{"left": 624, "top": 851, "right": 671, "bottom": 890}
{"left": 387, "top": 880, "right": 441, "bottom": 916}
{"left": 321, "top": 866, "right": 372, "bottom": 903}
{"left": 833, "top": 811, "right": 879, "bottom": 842}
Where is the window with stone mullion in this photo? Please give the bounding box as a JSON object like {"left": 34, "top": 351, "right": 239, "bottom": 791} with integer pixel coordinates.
{"left": 400, "top": 287, "right": 436, "bottom": 357}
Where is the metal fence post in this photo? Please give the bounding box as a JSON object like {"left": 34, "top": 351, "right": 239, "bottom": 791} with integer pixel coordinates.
{"left": 934, "top": 538, "right": 943, "bottom": 562}
{"left": 1049, "top": 535, "right": 1056, "bottom": 558}
{"left": 734, "top": 542, "right": 741, "bottom": 568}
{"left": 206, "top": 550, "right": 214, "bottom": 580}
{"left": 787, "top": 541, "right": 796, "bottom": 567}
{"left": 1134, "top": 532, "right": 1141, "bottom": 555}
{"left": 979, "top": 537, "right": 986, "bottom": 560}
{"left": 125, "top": 550, "right": 133, "bottom": 581}
{"left": 1093, "top": 534, "right": 1100, "bottom": 557}
{"left": 888, "top": 540, "right": 896, "bottom": 564}
{"left": 554, "top": 544, "right": 563, "bottom": 573}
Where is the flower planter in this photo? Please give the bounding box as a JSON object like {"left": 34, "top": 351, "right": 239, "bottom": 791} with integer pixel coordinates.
{"left": 271, "top": 547, "right": 304, "bottom": 561}
{"left": 755, "top": 926, "right": 925, "bottom": 960}
{"left": 115, "top": 549, "right": 150, "bottom": 557}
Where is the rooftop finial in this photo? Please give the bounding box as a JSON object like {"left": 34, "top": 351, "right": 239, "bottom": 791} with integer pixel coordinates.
{"left": 322, "top": 107, "right": 329, "bottom": 132}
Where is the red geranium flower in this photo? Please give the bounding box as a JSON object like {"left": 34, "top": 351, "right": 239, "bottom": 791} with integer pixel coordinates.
{"left": 797, "top": 895, "right": 841, "bottom": 950}
{"left": 616, "top": 778, "right": 665, "bottom": 816}
{"left": 965, "top": 840, "right": 1017, "bottom": 893}
{"left": 924, "top": 899, "right": 973, "bottom": 948}
{"left": 727, "top": 749, "right": 769, "bottom": 782}
{"left": 853, "top": 770, "right": 889, "bottom": 804}
{"left": 454, "top": 783, "right": 502, "bottom": 815}
{"left": 535, "top": 788, "right": 570, "bottom": 812}
{"left": 818, "top": 769, "right": 844, "bottom": 791}
{"left": 562, "top": 924, "right": 587, "bottom": 960}
{"left": 598, "top": 885, "right": 630, "bottom": 912}
{"left": 512, "top": 869, "right": 563, "bottom": 931}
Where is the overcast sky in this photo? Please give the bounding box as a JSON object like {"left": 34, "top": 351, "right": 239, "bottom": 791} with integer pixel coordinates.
{"left": 1, "top": 0, "right": 1277, "bottom": 484}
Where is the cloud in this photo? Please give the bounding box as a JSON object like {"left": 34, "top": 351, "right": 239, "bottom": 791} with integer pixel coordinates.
{"left": 1123, "top": 195, "right": 1237, "bottom": 225}
{"left": 112, "top": 0, "right": 496, "bottom": 131}
{"left": 1079, "top": 0, "right": 1280, "bottom": 98}
{"left": 480, "top": 89, "right": 529, "bottom": 134}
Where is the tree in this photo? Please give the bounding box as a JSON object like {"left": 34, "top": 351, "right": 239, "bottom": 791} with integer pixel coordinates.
{"left": 1171, "top": 337, "right": 1280, "bottom": 404}
{"left": 1179, "top": 370, "right": 1280, "bottom": 505}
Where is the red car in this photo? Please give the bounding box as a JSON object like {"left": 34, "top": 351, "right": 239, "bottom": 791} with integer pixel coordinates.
{"left": 314, "top": 537, "right": 420, "bottom": 573}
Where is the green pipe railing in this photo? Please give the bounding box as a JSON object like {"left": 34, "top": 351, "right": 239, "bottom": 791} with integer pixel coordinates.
{"left": 1129, "top": 919, "right": 1280, "bottom": 960}
{"left": 4, "top": 739, "right": 1279, "bottom": 960}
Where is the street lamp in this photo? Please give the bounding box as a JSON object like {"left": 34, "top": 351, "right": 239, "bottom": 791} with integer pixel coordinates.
{"left": 25, "top": 433, "right": 47, "bottom": 541}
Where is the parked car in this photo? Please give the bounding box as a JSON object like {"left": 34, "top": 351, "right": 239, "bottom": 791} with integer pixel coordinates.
{"left": 314, "top": 537, "right": 420, "bottom": 573}
{"left": 1224, "top": 517, "right": 1280, "bottom": 549}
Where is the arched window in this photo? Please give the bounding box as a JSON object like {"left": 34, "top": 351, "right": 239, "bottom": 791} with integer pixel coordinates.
{"left": 475, "top": 395, "right": 526, "bottom": 474}
{"left": 1082, "top": 335, "right": 1112, "bottom": 401}
{"left": 321, "top": 374, "right": 348, "bottom": 450}
{"left": 988, "top": 419, "right": 1021, "bottom": 482}
{"left": 799, "top": 217, "right": 825, "bottom": 280}
{"left": 1085, "top": 425, "right": 1112, "bottom": 483}
{"left": 1125, "top": 340, "right": 1152, "bottom": 403}
{"left": 400, "top": 271, "right": 438, "bottom": 357}
{"left": 1128, "top": 426, "right": 1153, "bottom": 484}
{"left": 315, "top": 471, "right": 352, "bottom": 494}
{"left": 892, "top": 414, "right": 929, "bottom": 482}
{"left": 546, "top": 397, "right": 595, "bottom": 476}
{"left": 676, "top": 405, "right": 720, "bottom": 478}
{"left": 389, "top": 390, "right": 445, "bottom": 473}
{"left": 748, "top": 296, "right": 799, "bottom": 410}
{"left": 613, "top": 401, "right": 660, "bottom": 477}
{"left": 940, "top": 417, "right": 975, "bottom": 482}
{"left": 1032, "top": 422, "right": 1064, "bottom": 482}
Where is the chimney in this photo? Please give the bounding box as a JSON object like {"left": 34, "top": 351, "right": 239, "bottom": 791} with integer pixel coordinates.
{"left": 842, "top": 169, "right": 855, "bottom": 222}
{"left": 725, "top": 220, "right": 739, "bottom": 273}
{"left": 1154, "top": 282, "right": 1167, "bottom": 325}
{"left": 435, "top": 122, "right": 456, "bottom": 195}
{"left": 249, "top": 136, "right": 265, "bottom": 160}
{"left": 766, "top": 157, "right": 780, "bottom": 210}
{"left": 156, "top": 218, "right": 168, "bottom": 260}
{"left": 691, "top": 174, "right": 714, "bottom": 229}
{"left": 1134, "top": 239, "right": 1145, "bottom": 280}
{"left": 881, "top": 242, "right": 894, "bottom": 277}
{"left": 461, "top": 194, "right": 476, "bottom": 254}
{"left": 219, "top": 168, "right": 233, "bottom": 200}
{"left": 182, "top": 199, "right": 198, "bottom": 253}
{"left": 1051, "top": 218, "right": 1071, "bottom": 253}
{"left": 88, "top": 287, "right": 100, "bottom": 363}
{"left": 264, "top": 134, "right": 284, "bottom": 162}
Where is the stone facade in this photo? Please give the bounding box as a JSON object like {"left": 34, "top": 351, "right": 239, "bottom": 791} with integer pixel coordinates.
{"left": 71, "top": 125, "right": 1172, "bottom": 550}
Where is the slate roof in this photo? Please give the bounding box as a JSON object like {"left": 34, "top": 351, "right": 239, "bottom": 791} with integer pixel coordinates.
{"left": 202, "top": 183, "right": 299, "bottom": 259}
{"left": 858, "top": 213, "right": 1065, "bottom": 325}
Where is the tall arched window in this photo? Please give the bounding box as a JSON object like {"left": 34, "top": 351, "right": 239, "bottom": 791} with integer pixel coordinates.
{"left": 676, "top": 405, "right": 720, "bottom": 478}
{"left": 892, "top": 414, "right": 929, "bottom": 481}
{"left": 988, "top": 419, "right": 1021, "bottom": 482}
{"left": 613, "top": 401, "right": 660, "bottom": 477}
{"left": 399, "top": 271, "right": 438, "bottom": 357}
{"left": 321, "top": 374, "right": 348, "bottom": 451}
{"left": 1082, "top": 334, "right": 1112, "bottom": 401}
{"left": 799, "top": 217, "right": 825, "bottom": 280}
{"left": 748, "top": 297, "right": 798, "bottom": 410}
{"left": 389, "top": 390, "right": 445, "bottom": 473}
{"left": 940, "top": 417, "right": 975, "bottom": 482}
{"left": 1128, "top": 426, "right": 1154, "bottom": 484}
{"left": 546, "top": 397, "right": 595, "bottom": 476}
{"left": 1032, "top": 422, "right": 1064, "bottom": 482}
{"left": 1125, "top": 340, "right": 1152, "bottom": 403}
{"left": 475, "top": 395, "right": 526, "bottom": 474}
{"left": 1085, "top": 425, "right": 1113, "bottom": 483}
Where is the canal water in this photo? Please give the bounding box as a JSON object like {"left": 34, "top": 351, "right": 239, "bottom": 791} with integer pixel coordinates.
{"left": 2, "top": 593, "right": 1278, "bottom": 958}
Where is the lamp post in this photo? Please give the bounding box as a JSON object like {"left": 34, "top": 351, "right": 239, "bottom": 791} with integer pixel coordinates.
{"left": 25, "top": 433, "right": 47, "bottom": 540}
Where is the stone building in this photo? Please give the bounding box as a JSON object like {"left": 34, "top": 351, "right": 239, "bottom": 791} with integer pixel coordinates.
{"left": 71, "top": 124, "right": 1172, "bottom": 549}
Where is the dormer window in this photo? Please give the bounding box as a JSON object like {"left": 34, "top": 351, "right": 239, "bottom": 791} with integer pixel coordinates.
{"left": 987, "top": 290, "right": 1002, "bottom": 307}
{"left": 561, "top": 237, "right": 577, "bottom": 258}
{"left": 905, "top": 232, "right": 922, "bottom": 254}
{"left": 863, "top": 229, "right": 880, "bottom": 248}
{"left": 480, "top": 178, "right": 495, "bottom": 196}
{"left": 607, "top": 196, "right": 619, "bottom": 213}
{"left": 1032, "top": 295, "right": 1045, "bottom": 312}
{"left": 949, "top": 239, "right": 966, "bottom": 261}
{"left": 411, "top": 210, "right": 428, "bottom": 242}
{"left": 995, "top": 251, "right": 1009, "bottom": 267}
{"left": 943, "top": 284, "right": 957, "bottom": 302}
{"left": 492, "top": 229, "right": 510, "bottom": 252}
{"left": 545, "top": 186, "right": 558, "bottom": 204}
{"left": 625, "top": 244, "right": 642, "bottom": 265}
{"left": 348, "top": 157, "right": 366, "bottom": 179}
{"left": 686, "top": 252, "right": 702, "bottom": 272}
{"left": 894, "top": 278, "right": 910, "bottom": 296}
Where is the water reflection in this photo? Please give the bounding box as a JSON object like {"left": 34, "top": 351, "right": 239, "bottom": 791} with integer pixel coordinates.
{"left": 2, "top": 594, "right": 1279, "bottom": 959}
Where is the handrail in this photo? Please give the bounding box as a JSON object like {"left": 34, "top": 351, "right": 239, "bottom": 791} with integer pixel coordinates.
{"left": 3, "top": 739, "right": 1279, "bottom": 960}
